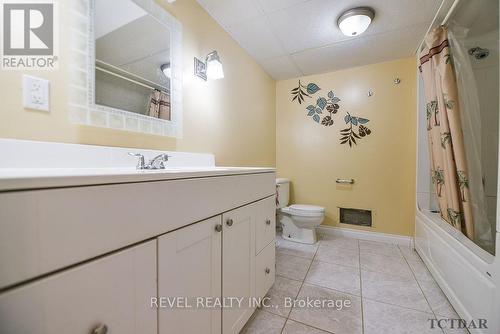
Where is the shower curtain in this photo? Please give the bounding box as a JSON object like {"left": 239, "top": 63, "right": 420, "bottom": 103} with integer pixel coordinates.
{"left": 148, "top": 89, "right": 171, "bottom": 120}
{"left": 419, "top": 26, "right": 474, "bottom": 239}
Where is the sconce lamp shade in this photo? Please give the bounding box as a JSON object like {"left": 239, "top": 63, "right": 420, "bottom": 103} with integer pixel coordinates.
{"left": 206, "top": 51, "right": 224, "bottom": 80}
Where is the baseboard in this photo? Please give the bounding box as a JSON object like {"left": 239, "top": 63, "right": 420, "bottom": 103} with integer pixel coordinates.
{"left": 316, "top": 225, "right": 413, "bottom": 247}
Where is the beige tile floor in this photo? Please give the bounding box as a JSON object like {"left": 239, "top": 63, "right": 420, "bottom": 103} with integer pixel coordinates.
{"left": 240, "top": 234, "right": 468, "bottom": 334}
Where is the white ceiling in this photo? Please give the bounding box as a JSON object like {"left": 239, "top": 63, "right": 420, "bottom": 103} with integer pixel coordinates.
{"left": 95, "top": 0, "right": 146, "bottom": 39}
{"left": 196, "top": 0, "right": 443, "bottom": 80}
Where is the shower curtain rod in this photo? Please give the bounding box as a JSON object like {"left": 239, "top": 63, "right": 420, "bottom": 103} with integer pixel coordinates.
{"left": 95, "top": 59, "right": 170, "bottom": 93}
{"left": 415, "top": 0, "right": 462, "bottom": 54}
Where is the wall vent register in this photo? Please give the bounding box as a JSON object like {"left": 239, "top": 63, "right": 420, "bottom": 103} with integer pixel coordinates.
{"left": 339, "top": 208, "right": 372, "bottom": 227}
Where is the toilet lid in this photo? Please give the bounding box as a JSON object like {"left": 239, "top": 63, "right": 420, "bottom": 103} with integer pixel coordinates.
{"left": 289, "top": 204, "right": 325, "bottom": 215}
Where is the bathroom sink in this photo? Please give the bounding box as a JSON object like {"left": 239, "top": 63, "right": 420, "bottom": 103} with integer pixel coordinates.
{"left": 0, "top": 139, "right": 275, "bottom": 191}
{"left": 0, "top": 166, "right": 275, "bottom": 191}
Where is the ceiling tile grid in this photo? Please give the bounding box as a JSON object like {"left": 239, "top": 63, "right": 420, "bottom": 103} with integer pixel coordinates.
{"left": 196, "top": 0, "right": 442, "bottom": 80}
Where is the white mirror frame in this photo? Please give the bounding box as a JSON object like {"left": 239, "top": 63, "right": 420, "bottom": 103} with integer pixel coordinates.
{"left": 68, "top": 0, "right": 183, "bottom": 137}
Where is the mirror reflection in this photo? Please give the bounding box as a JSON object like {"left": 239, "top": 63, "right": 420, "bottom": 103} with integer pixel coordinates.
{"left": 94, "top": 0, "right": 171, "bottom": 120}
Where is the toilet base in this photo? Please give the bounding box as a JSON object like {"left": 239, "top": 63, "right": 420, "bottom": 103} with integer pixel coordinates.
{"left": 281, "top": 220, "right": 318, "bottom": 244}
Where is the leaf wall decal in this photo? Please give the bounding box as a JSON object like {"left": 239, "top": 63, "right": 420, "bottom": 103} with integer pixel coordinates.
{"left": 317, "top": 97, "right": 327, "bottom": 109}
{"left": 307, "top": 83, "right": 321, "bottom": 94}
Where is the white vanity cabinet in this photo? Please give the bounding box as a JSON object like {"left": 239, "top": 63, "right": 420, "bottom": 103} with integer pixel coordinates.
{"left": 0, "top": 166, "right": 276, "bottom": 334}
{"left": 0, "top": 241, "right": 157, "bottom": 334}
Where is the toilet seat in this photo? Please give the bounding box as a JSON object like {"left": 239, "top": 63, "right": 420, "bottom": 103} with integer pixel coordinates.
{"left": 282, "top": 204, "right": 325, "bottom": 217}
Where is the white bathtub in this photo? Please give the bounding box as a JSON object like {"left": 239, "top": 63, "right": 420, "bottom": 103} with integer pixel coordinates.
{"left": 415, "top": 209, "right": 500, "bottom": 333}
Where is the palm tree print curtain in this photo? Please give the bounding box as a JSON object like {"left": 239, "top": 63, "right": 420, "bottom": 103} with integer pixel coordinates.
{"left": 419, "top": 26, "right": 474, "bottom": 239}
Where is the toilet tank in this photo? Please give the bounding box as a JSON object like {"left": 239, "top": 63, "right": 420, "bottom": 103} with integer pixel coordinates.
{"left": 276, "top": 178, "right": 290, "bottom": 208}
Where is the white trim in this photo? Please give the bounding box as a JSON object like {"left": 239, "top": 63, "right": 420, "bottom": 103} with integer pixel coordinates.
{"left": 316, "top": 225, "right": 413, "bottom": 247}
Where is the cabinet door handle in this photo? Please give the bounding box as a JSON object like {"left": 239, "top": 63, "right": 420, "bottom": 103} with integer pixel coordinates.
{"left": 266, "top": 219, "right": 271, "bottom": 225}
{"left": 265, "top": 268, "right": 271, "bottom": 274}
{"left": 92, "top": 324, "right": 108, "bottom": 334}
{"left": 215, "top": 224, "right": 222, "bottom": 232}
{"left": 226, "top": 219, "right": 233, "bottom": 227}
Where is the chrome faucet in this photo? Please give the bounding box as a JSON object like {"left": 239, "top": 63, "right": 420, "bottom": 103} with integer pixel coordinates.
{"left": 128, "top": 152, "right": 170, "bottom": 170}
{"left": 149, "top": 153, "right": 170, "bottom": 169}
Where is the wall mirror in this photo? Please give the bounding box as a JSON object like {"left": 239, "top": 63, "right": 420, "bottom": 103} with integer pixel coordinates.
{"left": 70, "top": 0, "right": 182, "bottom": 137}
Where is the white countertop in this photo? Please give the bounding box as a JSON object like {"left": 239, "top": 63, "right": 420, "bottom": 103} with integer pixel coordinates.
{"left": 0, "top": 166, "right": 276, "bottom": 192}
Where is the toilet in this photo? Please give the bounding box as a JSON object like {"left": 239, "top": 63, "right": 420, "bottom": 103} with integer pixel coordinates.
{"left": 276, "top": 178, "right": 325, "bottom": 244}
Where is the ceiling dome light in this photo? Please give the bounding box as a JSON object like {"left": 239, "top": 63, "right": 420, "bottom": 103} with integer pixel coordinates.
{"left": 161, "top": 63, "right": 171, "bottom": 78}
{"left": 337, "top": 7, "right": 375, "bottom": 37}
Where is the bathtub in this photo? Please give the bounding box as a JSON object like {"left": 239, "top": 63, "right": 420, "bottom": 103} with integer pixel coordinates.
{"left": 415, "top": 209, "right": 500, "bottom": 333}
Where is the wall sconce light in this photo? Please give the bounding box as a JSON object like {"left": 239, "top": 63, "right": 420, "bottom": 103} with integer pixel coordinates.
{"left": 161, "top": 63, "right": 171, "bottom": 78}
{"left": 194, "top": 50, "right": 224, "bottom": 81}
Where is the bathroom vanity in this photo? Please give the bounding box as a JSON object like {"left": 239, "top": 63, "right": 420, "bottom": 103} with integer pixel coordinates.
{"left": 0, "top": 139, "right": 276, "bottom": 334}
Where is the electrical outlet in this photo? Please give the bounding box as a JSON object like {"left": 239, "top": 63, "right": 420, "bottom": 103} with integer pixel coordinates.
{"left": 23, "top": 75, "right": 50, "bottom": 112}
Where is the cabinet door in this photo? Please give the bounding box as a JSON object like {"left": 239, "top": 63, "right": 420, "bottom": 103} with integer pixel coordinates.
{"left": 0, "top": 241, "right": 157, "bottom": 334}
{"left": 255, "top": 196, "right": 276, "bottom": 255}
{"left": 158, "top": 216, "right": 222, "bottom": 334}
{"left": 222, "top": 204, "right": 256, "bottom": 334}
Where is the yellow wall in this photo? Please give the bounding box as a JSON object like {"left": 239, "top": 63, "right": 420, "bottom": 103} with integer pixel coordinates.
{"left": 276, "top": 58, "right": 417, "bottom": 236}
{"left": 0, "top": 0, "right": 276, "bottom": 167}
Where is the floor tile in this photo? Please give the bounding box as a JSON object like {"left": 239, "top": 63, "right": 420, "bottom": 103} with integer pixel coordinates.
{"left": 442, "top": 327, "right": 470, "bottom": 334}
{"left": 407, "top": 259, "right": 435, "bottom": 282}
{"left": 276, "top": 253, "right": 312, "bottom": 281}
{"left": 315, "top": 243, "right": 359, "bottom": 268}
{"left": 305, "top": 260, "right": 361, "bottom": 296}
{"left": 398, "top": 245, "right": 423, "bottom": 262}
{"left": 278, "top": 239, "right": 318, "bottom": 259}
{"left": 282, "top": 319, "right": 331, "bottom": 334}
{"left": 264, "top": 276, "right": 302, "bottom": 317}
{"left": 361, "top": 270, "right": 432, "bottom": 312}
{"left": 359, "top": 240, "right": 403, "bottom": 258}
{"left": 318, "top": 234, "right": 359, "bottom": 251}
{"left": 289, "top": 283, "right": 362, "bottom": 334}
{"left": 360, "top": 252, "right": 413, "bottom": 277}
{"left": 240, "top": 309, "right": 286, "bottom": 334}
{"left": 363, "top": 298, "right": 441, "bottom": 334}
{"left": 418, "top": 279, "right": 458, "bottom": 317}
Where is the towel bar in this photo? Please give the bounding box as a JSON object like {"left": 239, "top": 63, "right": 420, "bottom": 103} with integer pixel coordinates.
{"left": 336, "top": 178, "right": 355, "bottom": 184}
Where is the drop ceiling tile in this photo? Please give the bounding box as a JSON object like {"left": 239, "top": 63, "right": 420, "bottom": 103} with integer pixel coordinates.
{"left": 267, "top": 0, "right": 441, "bottom": 53}
{"left": 227, "top": 16, "right": 286, "bottom": 60}
{"left": 292, "top": 24, "right": 427, "bottom": 75}
{"left": 266, "top": 0, "right": 351, "bottom": 53}
{"left": 196, "top": 0, "right": 263, "bottom": 27}
{"left": 259, "top": 55, "right": 302, "bottom": 80}
{"left": 255, "top": 0, "right": 309, "bottom": 14}
{"left": 196, "top": 0, "right": 442, "bottom": 79}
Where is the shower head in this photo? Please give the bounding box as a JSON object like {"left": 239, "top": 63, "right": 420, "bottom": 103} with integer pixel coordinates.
{"left": 468, "top": 47, "right": 490, "bottom": 60}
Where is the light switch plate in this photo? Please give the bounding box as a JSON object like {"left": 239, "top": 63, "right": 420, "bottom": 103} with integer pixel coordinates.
{"left": 22, "top": 75, "right": 50, "bottom": 112}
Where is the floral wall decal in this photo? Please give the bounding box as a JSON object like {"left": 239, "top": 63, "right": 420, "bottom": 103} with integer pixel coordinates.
{"left": 340, "top": 113, "right": 371, "bottom": 147}
{"left": 291, "top": 80, "right": 321, "bottom": 104}
{"left": 290, "top": 80, "right": 372, "bottom": 148}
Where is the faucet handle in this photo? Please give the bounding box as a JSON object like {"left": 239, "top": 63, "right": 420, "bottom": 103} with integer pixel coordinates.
{"left": 149, "top": 153, "right": 170, "bottom": 169}
{"left": 128, "top": 152, "right": 146, "bottom": 170}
